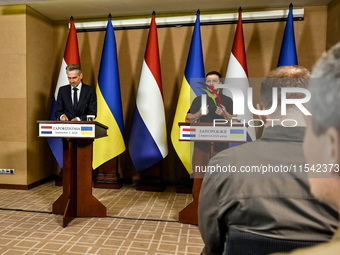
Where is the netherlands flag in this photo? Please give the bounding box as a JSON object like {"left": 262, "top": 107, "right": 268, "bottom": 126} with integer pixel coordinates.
{"left": 47, "top": 17, "right": 80, "bottom": 168}
{"left": 41, "top": 126, "right": 53, "bottom": 135}
{"left": 224, "top": 8, "right": 255, "bottom": 145}
{"left": 181, "top": 128, "right": 196, "bottom": 138}
{"left": 128, "top": 12, "right": 168, "bottom": 172}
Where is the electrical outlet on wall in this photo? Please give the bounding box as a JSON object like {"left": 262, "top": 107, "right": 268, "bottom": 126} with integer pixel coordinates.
{"left": 0, "top": 169, "right": 15, "bottom": 174}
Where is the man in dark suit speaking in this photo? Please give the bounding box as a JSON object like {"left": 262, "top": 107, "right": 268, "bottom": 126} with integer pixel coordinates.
{"left": 55, "top": 64, "right": 97, "bottom": 121}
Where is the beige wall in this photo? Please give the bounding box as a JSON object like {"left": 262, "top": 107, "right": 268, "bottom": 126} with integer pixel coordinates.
{"left": 26, "top": 7, "right": 55, "bottom": 184}
{"left": 0, "top": 5, "right": 55, "bottom": 186}
{"left": 0, "top": 4, "right": 336, "bottom": 186}
{"left": 0, "top": 6, "right": 28, "bottom": 185}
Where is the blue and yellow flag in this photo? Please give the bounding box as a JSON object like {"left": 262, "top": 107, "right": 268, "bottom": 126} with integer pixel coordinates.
{"left": 170, "top": 11, "right": 205, "bottom": 173}
{"left": 93, "top": 15, "right": 125, "bottom": 169}
{"left": 278, "top": 4, "right": 298, "bottom": 67}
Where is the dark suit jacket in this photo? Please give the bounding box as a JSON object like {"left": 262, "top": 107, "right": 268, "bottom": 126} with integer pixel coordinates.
{"left": 55, "top": 84, "right": 97, "bottom": 121}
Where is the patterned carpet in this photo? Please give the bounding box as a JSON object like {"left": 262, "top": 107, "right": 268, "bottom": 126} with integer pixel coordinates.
{"left": 0, "top": 182, "right": 204, "bottom": 254}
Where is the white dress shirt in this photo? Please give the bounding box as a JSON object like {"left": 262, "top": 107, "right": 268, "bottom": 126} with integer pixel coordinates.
{"left": 71, "top": 82, "right": 82, "bottom": 104}
{"left": 60, "top": 82, "right": 83, "bottom": 121}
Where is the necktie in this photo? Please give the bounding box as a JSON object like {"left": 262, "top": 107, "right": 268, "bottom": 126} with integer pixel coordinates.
{"left": 73, "top": 87, "right": 78, "bottom": 107}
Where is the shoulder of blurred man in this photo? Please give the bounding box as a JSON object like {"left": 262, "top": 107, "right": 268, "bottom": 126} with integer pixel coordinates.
{"left": 201, "top": 126, "right": 308, "bottom": 201}
{"left": 206, "top": 126, "right": 305, "bottom": 170}
{"left": 202, "top": 126, "right": 307, "bottom": 193}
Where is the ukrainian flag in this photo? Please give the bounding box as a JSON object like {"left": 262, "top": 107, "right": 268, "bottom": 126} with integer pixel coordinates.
{"left": 230, "top": 129, "right": 245, "bottom": 139}
{"left": 170, "top": 11, "right": 205, "bottom": 173}
{"left": 81, "top": 126, "right": 93, "bottom": 136}
{"left": 93, "top": 15, "right": 125, "bottom": 169}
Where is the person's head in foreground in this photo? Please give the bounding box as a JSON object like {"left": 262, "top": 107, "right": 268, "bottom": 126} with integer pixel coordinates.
{"left": 259, "top": 65, "right": 310, "bottom": 127}
{"left": 273, "top": 42, "right": 340, "bottom": 255}
{"left": 304, "top": 42, "right": 340, "bottom": 212}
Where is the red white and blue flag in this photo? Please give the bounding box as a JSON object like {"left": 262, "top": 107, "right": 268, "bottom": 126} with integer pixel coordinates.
{"left": 47, "top": 17, "right": 80, "bottom": 168}
{"left": 128, "top": 13, "right": 168, "bottom": 172}
{"left": 224, "top": 8, "right": 256, "bottom": 144}
{"left": 41, "top": 125, "right": 53, "bottom": 135}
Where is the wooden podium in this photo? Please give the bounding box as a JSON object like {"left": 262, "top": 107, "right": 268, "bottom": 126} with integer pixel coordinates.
{"left": 178, "top": 122, "right": 247, "bottom": 225}
{"left": 38, "top": 121, "right": 108, "bottom": 227}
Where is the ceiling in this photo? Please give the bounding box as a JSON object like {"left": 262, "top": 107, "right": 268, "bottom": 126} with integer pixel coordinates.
{"left": 0, "top": 0, "right": 334, "bottom": 21}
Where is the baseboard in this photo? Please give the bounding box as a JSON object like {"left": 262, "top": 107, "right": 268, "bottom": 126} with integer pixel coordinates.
{"left": 0, "top": 175, "right": 56, "bottom": 190}
{"left": 0, "top": 176, "right": 186, "bottom": 190}
{"left": 0, "top": 183, "right": 29, "bottom": 190}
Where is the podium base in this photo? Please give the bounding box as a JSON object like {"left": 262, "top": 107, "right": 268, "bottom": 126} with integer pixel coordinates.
{"left": 179, "top": 200, "right": 198, "bottom": 225}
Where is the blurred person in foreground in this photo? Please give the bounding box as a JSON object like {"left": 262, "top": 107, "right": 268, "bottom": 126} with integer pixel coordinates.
{"left": 272, "top": 43, "right": 340, "bottom": 255}
{"left": 198, "top": 65, "right": 339, "bottom": 255}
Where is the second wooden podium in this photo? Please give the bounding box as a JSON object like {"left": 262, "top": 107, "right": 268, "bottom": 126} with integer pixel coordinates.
{"left": 178, "top": 122, "right": 248, "bottom": 225}
{"left": 38, "top": 121, "right": 108, "bottom": 227}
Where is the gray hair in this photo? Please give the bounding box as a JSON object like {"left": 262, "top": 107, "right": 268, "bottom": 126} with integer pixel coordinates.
{"left": 260, "top": 65, "right": 310, "bottom": 110}
{"left": 66, "top": 64, "right": 82, "bottom": 75}
{"left": 309, "top": 42, "right": 340, "bottom": 134}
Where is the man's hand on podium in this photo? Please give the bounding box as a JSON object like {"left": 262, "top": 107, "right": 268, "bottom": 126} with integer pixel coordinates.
{"left": 60, "top": 115, "right": 69, "bottom": 121}
{"left": 60, "top": 115, "right": 80, "bottom": 121}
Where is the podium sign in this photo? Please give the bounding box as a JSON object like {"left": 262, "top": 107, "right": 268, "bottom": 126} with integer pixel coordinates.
{"left": 39, "top": 123, "right": 95, "bottom": 138}
{"left": 38, "top": 121, "right": 108, "bottom": 227}
{"left": 38, "top": 121, "right": 107, "bottom": 139}
{"left": 180, "top": 125, "right": 247, "bottom": 142}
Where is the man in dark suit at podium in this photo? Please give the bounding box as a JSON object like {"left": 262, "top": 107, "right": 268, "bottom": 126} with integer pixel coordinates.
{"left": 56, "top": 64, "right": 97, "bottom": 121}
